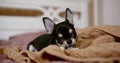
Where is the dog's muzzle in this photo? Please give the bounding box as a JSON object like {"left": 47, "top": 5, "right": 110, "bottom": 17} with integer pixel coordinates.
{"left": 60, "top": 39, "right": 76, "bottom": 50}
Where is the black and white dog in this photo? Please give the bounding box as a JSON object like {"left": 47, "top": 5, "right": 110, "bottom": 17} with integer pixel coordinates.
{"left": 27, "top": 8, "right": 77, "bottom": 51}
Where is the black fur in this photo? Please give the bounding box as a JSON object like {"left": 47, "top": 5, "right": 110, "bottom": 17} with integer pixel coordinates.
{"left": 27, "top": 8, "right": 77, "bottom": 51}
{"left": 27, "top": 34, "right": 55, "bottom": 51}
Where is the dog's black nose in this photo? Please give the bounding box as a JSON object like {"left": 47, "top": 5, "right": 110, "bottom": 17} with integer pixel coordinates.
{"left": 67, "top": 40, "right": 72, "bottom": 44}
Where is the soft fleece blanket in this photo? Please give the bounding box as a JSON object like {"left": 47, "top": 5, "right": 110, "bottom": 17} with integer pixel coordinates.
{"left": 0, "top": 25, "right": 120, "bottom": 63}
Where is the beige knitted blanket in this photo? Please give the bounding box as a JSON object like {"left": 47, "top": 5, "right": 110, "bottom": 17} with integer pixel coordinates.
{"left": 2, "top": 25, "right": 120, "bottom": 63}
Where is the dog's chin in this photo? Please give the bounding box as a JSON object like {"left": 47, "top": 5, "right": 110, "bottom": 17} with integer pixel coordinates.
{"left": 59, "top": 45, "right": 75, "bottom": 50}
{"left": 57, "top": 42, "right": 76, "bottom": 50}
{"left": 60, "top": 46, "right": 79, "bottom": 50}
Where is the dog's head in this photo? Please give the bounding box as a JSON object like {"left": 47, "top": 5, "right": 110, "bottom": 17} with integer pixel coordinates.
{"left": 43, "top": 8, "right": 77, "bottom": 50}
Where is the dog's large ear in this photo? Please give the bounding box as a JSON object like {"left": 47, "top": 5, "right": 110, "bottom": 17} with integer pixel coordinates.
{"left": 66, "top": 8, "right": 73, "bottom": 24}
{"left": 43, "top": 17, "right": 55, "bottom": 33}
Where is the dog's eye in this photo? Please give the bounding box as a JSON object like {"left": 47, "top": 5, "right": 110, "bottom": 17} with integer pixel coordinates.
{"left": 57, "top": 37, "right": 63, "bottom": 44}
{"left": 71, "top": 32, "right": 76, "bottom": 38}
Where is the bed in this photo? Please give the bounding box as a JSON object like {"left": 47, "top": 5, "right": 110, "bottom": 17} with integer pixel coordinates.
{"left": 0, "top": 25, "right": 120, "bottom": 63}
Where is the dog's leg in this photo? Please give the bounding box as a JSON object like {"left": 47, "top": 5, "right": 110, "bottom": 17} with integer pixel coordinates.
{"left": 28, "top": 45, "right": 37, "bottom": 52}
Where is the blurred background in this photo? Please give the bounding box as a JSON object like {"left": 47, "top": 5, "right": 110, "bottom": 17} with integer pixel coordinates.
{"left": 0, "top": 0, "right": 120, "bottom": 40}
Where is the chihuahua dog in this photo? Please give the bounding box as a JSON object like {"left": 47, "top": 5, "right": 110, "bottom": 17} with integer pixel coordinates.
{"left": 27, "top": 8, "right": 77, "bottom": 51}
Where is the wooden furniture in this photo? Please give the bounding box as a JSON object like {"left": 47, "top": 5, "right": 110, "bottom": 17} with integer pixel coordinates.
{"left": 0, "top": 0, "right": 89, "bottom": 40}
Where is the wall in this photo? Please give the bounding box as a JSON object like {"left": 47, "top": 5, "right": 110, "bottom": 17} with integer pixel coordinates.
{"left": 94, "top": 0, "right": 120, "bottom": 25}
{"left": 103, "top": 0, "right": 120, "bottom": 25}
{"left": 0, "top": 0, "right": 89, "bottom": 40}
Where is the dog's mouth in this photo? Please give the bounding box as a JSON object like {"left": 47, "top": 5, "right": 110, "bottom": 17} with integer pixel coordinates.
{"left": 59, "top": 44, "right": 75, "bottom": 50}
{"left": 65, "top": 44, "right": 75, "bottom": 49}
{"left": 56, "top": 39, "right": 76, "bottom": 50}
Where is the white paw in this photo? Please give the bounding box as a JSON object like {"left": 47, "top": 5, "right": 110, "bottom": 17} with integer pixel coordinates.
{"left": 60, "top": 46, "right": 65, "bottom": 50}
{"left": 29, "top": 45, "right": 37, "bottom": 52}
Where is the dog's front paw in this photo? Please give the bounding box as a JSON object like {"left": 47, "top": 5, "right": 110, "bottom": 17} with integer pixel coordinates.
{"left": 60, "top": 46, "right": 65, "bottom": 50}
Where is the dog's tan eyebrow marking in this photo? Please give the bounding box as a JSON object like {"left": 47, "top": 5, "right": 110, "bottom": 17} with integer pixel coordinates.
{"left": 58, "top": 33, "right": 63, "bottom": 37}
{"left": 69, "top": 29, "right": 73, "bottom": 33}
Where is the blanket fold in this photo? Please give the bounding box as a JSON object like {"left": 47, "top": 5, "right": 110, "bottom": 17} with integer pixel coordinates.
{"left": 1, "top": 25, "right": 120, "bottom": 63}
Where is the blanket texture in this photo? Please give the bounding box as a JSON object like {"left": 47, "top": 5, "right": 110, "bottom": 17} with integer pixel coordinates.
{"left": 1, "top": 25, "right": 120, "bottom": 63}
